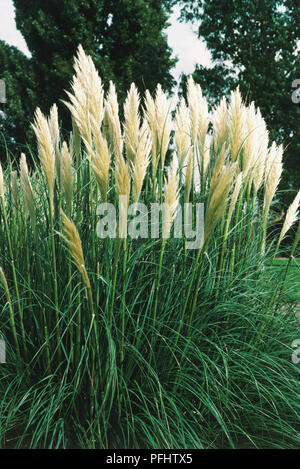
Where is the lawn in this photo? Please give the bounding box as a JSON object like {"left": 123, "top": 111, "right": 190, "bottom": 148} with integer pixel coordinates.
{"left": 269, "top": 258, "right": 300, "bottom": 304}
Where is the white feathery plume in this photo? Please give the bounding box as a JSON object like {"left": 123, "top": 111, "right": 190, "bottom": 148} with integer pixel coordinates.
{"left": 264, "top": 143, "right": 283, "bottom": 217}
{"left": 123, "top": 83, "right": 140, "bottom": 164}
{"left": 187, "top": 76, "right": 201, "bottom": 143}
{"left": 228, "top": 87, "right": 247, "bottom": 163}
{"left": 104, "top": 81, "right": 123, "bottom": 160}
{"left": 163, "top": 156, "right": 179, "bottom": 241}
{"left": 85, "top": 117, "right": 111, "bottom": 202}
{"left": 154, "top": 84, "right": 172, "bottom": 170}
{"left": 278, "top": 189, "right": 300, "bottom": 245}
{"left": 251, "top": 108, "right": 269, "bottom": 194}
{"left": 144, "top": 89, "right": 158, "bottom": 175}
{"left": 32, "top": 107, "right": 56, "bottom": 211}
{"left": 197, "top": 92, "right": 209, "bottom": 156}
{"left": 242, "top": 102, "right": 258, "bottom": 178}
{"left": 226, "top": 172, "right": 243, "bottom": 230}
{"left": 212, "top": 96, "right": 228, "bottom": 154}
{"left": 131, "top": 120, "right": 151, "bottom": 203}
{"left": 64, "top": 45, "right": 104, "bottom": 146}
{"left": 48, "top": 104, "right": 61, "bottom": 186}
{"left": 174, "top": 98, "right": 191, "bottom": 166}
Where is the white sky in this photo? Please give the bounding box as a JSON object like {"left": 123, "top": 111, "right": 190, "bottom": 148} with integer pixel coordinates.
{"left": 167, "top": 4, "right": 212, "bottom": 83}
{"left": 0, "top": 0, "right": 30, "bottom": 55}
{"left": 0, "top": 0, "right": 212, "bottom": 85}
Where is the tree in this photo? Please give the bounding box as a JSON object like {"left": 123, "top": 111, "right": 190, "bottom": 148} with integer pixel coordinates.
{"left": 178, "top": 0, "right": 300, "bottom": 194}
{"left": 0, "top": 0, "right": 176, "bottom": 155}
{"left": 0, "top": 42, "right": 38, "bottom": 155}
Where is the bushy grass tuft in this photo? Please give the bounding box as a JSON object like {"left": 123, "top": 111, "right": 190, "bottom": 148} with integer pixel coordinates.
{"left": 0, "top": 47, "right": 299, "bottom": 448}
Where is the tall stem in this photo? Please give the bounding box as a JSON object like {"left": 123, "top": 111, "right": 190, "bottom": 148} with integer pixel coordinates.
{"left": 49, "top": 199, "right": 60, "bottom": 360}
{"left": 1, "top": 197, "right": 27, "bottom": 360}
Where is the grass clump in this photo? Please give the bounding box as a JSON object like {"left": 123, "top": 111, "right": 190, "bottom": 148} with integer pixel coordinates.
{"left": 0, "top": 46, "right": 299, "bottom": 449}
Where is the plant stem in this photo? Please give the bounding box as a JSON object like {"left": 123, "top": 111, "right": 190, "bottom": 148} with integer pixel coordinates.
{"left": 1, "top": 197, "right": 27, "bottom": 360}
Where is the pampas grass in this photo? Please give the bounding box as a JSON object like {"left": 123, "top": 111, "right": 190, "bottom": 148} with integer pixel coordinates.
{"left": 228, "top": 87, "right": 247, "bottom": 162}
{"left": 104, "top": 81, "right": 123, "bottom": 160}
{"left": 278, "top": 189, "right": 300, "bottom": 246}
{"left": 212, "top": 96, "right": 228, "bottom": 154}
{"left": 162, "top": 156, "right": 179, "bottom": 242}
{"left": 0, "top": 46, "right": 299, "bottom": 449}
{"left": 32, "top": 107, "right": 56, "bottom": 213}
{"left": 59, "top": 210, "right": 92, "bottom": 300}
{"left": 175, "top": 98, "right": 191, "bottom": 167}
{"left": 131, "top": 121, "right": 151, "bottom": 204}
{"left": 124, "top": 83, "right": 141, "bottom": 164}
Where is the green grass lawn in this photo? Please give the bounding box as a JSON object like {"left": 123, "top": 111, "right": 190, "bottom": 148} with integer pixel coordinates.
{"left": 268, "top": 258, "right": 300, "bottom": 304}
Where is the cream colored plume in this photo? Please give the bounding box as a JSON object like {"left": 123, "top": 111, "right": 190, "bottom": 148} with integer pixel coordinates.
{"left": 184, "top": 150, "right": 193, "bottom": 203}
{"left": 144, "top": 89, "right": 158, "bottom": 176}
{"left": 104, "top": 81, "right": 123, "bottom": 160}
{"left": 204, "top": 162, "right": 237, "bottom": 245}
{"left": 144, "top": 85, "right": 172, "bottom": 176}
{"left": 59, "top": 210, "right": 91, "bottom": 290}
{"left": 242, "top": 102, "right": 258, "bottom": 178}
{"left": 209, "top": 144, "right": 229, "bottom": 198}
{"left": 197, "top": 94, "right": 209, "bottom": 157}
{"left": 187, "top": 76, "right": 201, "bottom": 143}
{"left": 264, "top": 143, "right": 283, "bottom": 217}
{"left": 154, "top": 84, "right": 172, "bottom": 169}
{"left": 212, "top": 96, "right": 228, "bottom": 154}
{"left": 85, "top": 118, "right": 111, "bottom": 201}
{"left": 124, "top": 83, "right": 140, "bottom": 163}
{"left": 163, "top": 156, "right": 179, "bottom": 241}
{"left": 187, "top": 76, "right": 210, "bottom": 154}
{"left": 115, "top": 155, "right": 131, "bottom": 239}
{"left": 278, "top": 189, "right": 300, "bottom": 245}
{"left": 32, "top": 107, "right": 55, "bottom": 211}
{"left": 174, "top": 98, "right": 191, "bottom": 166}
{"left": 226, "top": 172, "right": 243, "bottom": 230}
{"left": 251, "top": 108, "right": 269, "bottom": 194}
{"left": 202, "top": 135, "right": 211, "bottom": 176}
{"left": 228, "top": 88, "right": 247, "bottom": 162}
{"left": 64, "top": 45, "right": 104, "bottom": 146}
{"left": 115, "top": 154, "right": 131, "bottom": 200}
{"left": 49, "top": 104, "right": 60, "bottom": 149}
{"left": 48, "top": 104, "right": 61, "bottom": 185}
{"left": 264, "top": 141, "right": 277, "bottom": 183}
{"left": 20, "top": 153, "right": 36, "bottom": 226}
{"left": 131, "top": 121, "right": 151, "bottom": 203}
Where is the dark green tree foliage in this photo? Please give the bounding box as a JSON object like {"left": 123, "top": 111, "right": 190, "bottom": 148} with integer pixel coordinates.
{"left": 0, "top": 0, "right": 176, "bottom": 155}
{"left": 0, "top": 42, "right": 38, "bottom": 154}
{"left": 179, "top": 0, "right": 300, "bottom": 192}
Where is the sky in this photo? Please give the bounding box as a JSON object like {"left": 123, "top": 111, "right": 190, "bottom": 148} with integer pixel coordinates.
{"left": 0, "top": 0, "right": 212, "bottom": 84}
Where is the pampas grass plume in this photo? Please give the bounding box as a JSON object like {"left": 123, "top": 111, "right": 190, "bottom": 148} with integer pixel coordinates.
{"left": 163, "top": 156, "right": 179, "bottom": 241}
{"left": 124, "top": 83, "right": 140, "bottom": 163}
{"left": 32, "top": 107, "right": 56, "bottom": 211}
{"left": 278, "top": 189, "right": 300, "bottom": 245}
